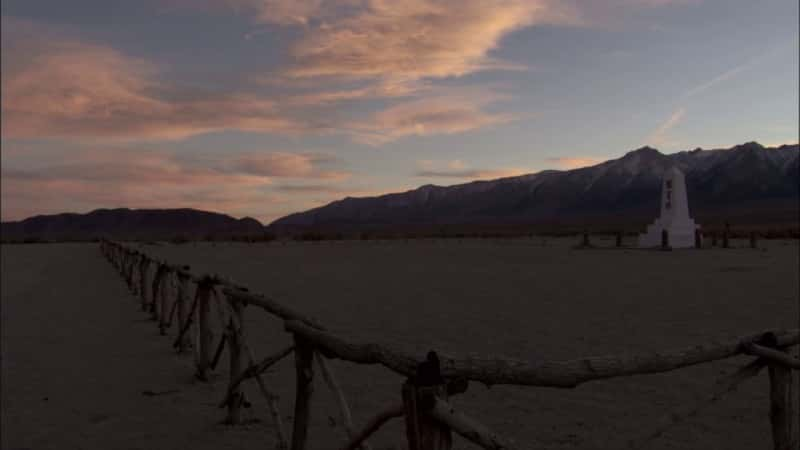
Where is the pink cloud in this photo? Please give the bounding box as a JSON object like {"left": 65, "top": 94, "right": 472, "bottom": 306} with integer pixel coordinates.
{"left": 351, "top": 92, "right": 515, "bottom": 144}
{"left": 545, "top": 156, "right": 604, "bottom": 170}
{"left": 415, "top": 159, "right": 529, "bottom": 180}
{"left": 282, "top": 1, "right": 578, "bottom": 84}
{"left": 1, "top": 1, "right": 701, "bottom": 147}
{"left": 1, "top": 23, "right": 308, "bottom": 141}
{"left": 230, "top": 152, "right": 351, "bottom": 180}
{"left": 243, "top": 1, "right": 691, "bottom": 85}
{"left": 283, "top": 78, "right": 430, "bottom": 106}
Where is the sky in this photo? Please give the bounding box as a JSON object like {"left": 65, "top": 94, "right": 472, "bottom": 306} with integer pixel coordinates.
{"left": 1, "top": 0, "right": 798, "bottom": 223}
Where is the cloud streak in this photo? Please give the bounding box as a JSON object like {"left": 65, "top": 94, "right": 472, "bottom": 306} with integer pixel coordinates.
{"left": 415, "top": 159, "right": 528, "bottom": 180}
{"left": 350, "top": 93, "right": 514, "bottom": 145}
{"left": 647, "top": 107, "right": 685, "bottom": 147}
{"left": 545, "top": 156, "right": 604, "bottom": 170}
{"left": 647, "top": 57, "right": 760, "bottom": 149}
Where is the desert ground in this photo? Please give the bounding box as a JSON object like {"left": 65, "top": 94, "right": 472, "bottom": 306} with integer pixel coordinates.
{"left": 2, "top": 237, "right": 798, "bottom": 450}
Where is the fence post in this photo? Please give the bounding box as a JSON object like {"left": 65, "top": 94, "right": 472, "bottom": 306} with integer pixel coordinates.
{"left": 694, "top": 229, "right": 702, "bottom": 249}
{"left": 195, "top": 279, "right": 213, "bottom": 381}
{"left": 291, "top": 335, "right": 315, "bottom": 450}
{"left": 711, "top": 232, "right": 718, "bottom": 247}
{"left": 129, "top": 254, "right": 139, "bottom": 296}
{"left": 581, "top": 230, "right": 590, "bottom": 247}
{"left": 750, "top": 231, "right": 757, "bottom": 249}
{"left": 158, "top": 270, "right": 172, "bottom": 335}
{"left": 126, "top": 253, "right": 137, "bottom": 290}
{"left": 763, "top": 334, "right": 796, "bottom": 450}
{"left": 402, "top": 352, "right": 452, "bottom": 450}
{"left": 151, "top": 263, "right": 166, "bottom": 322}
{"left": 723, "top": 222, "right": 730, "bottom": 248}
{"left": 226, "top": 297, "right": 245, "bottom": 424}
{"left": 615, "top": 232, "right": 623, "bottom": 248}
{"left": 140, "top": 259, "right": 150, "bottom": 312}
{"left": 175, "top": 272, "right": 191, "bottom": 353}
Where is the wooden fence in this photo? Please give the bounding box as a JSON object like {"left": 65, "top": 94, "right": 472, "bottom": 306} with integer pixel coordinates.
{"left": 99, "top": 240, "right": 799, "bottom": 450}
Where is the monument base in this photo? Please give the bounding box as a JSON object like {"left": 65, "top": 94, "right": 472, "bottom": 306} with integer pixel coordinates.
{"left": 638, "top": 220, "right": 699, "bottom": 248}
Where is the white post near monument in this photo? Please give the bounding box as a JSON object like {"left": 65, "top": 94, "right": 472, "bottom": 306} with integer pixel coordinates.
{"left": 639, "top": 167, "right": 700, "bottom": 248}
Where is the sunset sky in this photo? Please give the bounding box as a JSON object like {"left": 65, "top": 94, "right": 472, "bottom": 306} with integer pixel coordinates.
{"left": 1, "top": 0, "right": 797, "bottom": 223}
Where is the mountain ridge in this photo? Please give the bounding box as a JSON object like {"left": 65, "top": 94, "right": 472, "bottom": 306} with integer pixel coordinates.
{"left": 1, "top": 208, "right": 264, "bottom": 242}
{"left": 270, "top": 142, "right": 799, "bottom": 229}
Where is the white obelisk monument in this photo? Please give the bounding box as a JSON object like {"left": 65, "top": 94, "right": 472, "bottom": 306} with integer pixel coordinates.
{"left": 639, "top": 167, "right": 700, "bottom": 248}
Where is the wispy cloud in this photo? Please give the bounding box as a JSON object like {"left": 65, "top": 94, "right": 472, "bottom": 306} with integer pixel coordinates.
{"left": 678, "top": 61, "right": 755, "bottom": 102}
{"left": 415, "top": 159, "right": 528, "bottom": 180}
{"left": 0, "top": 22, "right": 310, "bottom": 142}
{"left": 647, "top": 57, "right": 759, "bottom": 148}
{"left": 647, "top": 107, "right": 685, "bottom": 148}
{"left": 350, "top": 92, "right": 515, "bottom": 145}
{"left": 1, "top": 2, "right": 704, "bottom": 146}
{"left": 281, "top": 0, "right": 577, "bottom": 85}
{"left": 228, "top": 152, "right": 350, "bottom": 180}
{"left": 545, "top": 156, "right": 604, "bottom": 169}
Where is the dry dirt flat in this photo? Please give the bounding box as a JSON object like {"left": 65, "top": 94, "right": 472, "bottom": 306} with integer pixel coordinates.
{"left": 2, "top": 238, "right": 798, "bottom": 450}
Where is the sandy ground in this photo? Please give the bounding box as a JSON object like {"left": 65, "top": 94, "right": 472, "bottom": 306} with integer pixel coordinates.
{"left": 2, "top": 238, "right": 798, "bottom": 450}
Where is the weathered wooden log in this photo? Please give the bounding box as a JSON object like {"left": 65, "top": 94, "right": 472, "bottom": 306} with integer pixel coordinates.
{"left": 209, "top": 287, "right": 231, "bottom": 332}
{"left": 151, "top": 263, "right": 169, "bottom": 321}
{"left": 250, "top": 364, "right": 289, "bottom": 450}
{"left": 338, "top": 405, "right": 405, "bottom": 450}
{"left": 194, "top": 280, "right": 214, "bottom": 381}
{"left": 743, "top": 343, "right": 800, "bottom": 369}
{"left": 165, "top": 293, "right": 179, "bottom": 328}
{"left": 220, "top": 344, "right": 294, "bottom": 407}
{"left": 158, "top": 270, "right": 174, "bottom": 335}
{"left": 150, "top": 263, "right": 161, "bottom": 318}
{"left": 245, "top": 342, "right": 290, "bottom": 450}
{"left": 215, "top": 294, "right": 289, "bottom": 449}
{"left": 175, "top": 274, "right": 192, "bottom": 352}
{"left": 285, "top": 321, "right": 799, "bottom": 388}
{"left": 580, "top": 230, "right": 590, "bottom": 248}
{"left": 767, "top": 348, "right": 795, "bottom": 450}
{"left": 225, "top": 299, "right": 245, "bottom": 425}
{"left": 129, "top": 254, "right": 141, "bottom": 295}
{"left": 210, "top": 334, "right": 228, "bottom": 371}
{"left": 139, "top": 259, "right": 151, "bottom": 311}
{"left": 628, "top": 357, "right": 767, "bottom": 449}
{"left": 128, "top": 254, "right": 138, "bottom": 288}
{"left": 123, "top": 253, "right": 134, "bottom": 287}
{"left": 223, "top": 288, "right": 325, "bottom": 330}
{"left": 403, "top": 352, "right": 452, "bottom": 450}
{"left": 429, "top": 398, "right": 518, "bottom": 450}
{"left": 291, "top": 335, "right": 315, "bottom": 450}
{"left": 723, "top": 222, "right": 730, "bottom": 248}
{"left": 315, "top": 353, "right": 370, "bottom": 450}
{"left": 173, "top": 289, "right": 199, "bottom": 350}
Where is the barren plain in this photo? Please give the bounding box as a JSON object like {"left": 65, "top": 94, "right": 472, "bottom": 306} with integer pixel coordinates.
{"left": 2, "top": 238, "right": 798, "bottom": 449}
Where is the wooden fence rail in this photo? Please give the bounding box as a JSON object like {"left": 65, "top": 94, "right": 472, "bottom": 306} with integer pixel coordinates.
{"left": 99, "top": 240, "right": 799, "bottom": 450}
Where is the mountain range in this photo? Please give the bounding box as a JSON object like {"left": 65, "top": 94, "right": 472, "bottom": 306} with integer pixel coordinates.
{"left": 2, "top": 142, "right": 797, "bottom": 241}
{"left": 272, "top": 142, "right": 799, "bottom": 230}
{"left": 1, "top": 208, "right": 263, "bottom": 242}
